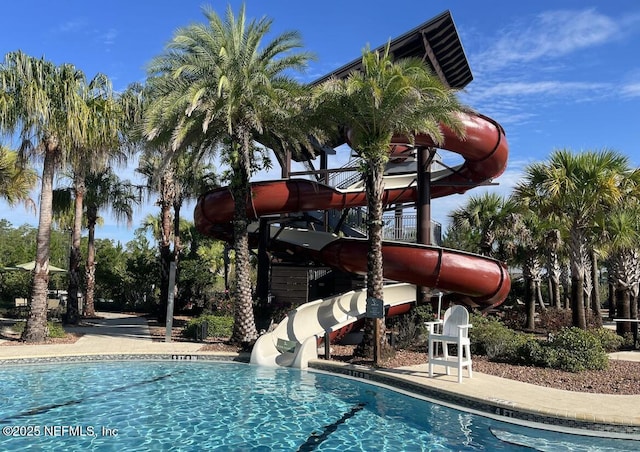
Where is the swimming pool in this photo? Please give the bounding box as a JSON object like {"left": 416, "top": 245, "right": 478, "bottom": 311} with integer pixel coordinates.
{"left": 0, "top": 360, "right": 637, "bottom": 451}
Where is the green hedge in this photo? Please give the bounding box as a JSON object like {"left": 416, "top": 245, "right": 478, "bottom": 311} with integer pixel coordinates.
{"left": 469, "top": 314, "right": 612, "bottom": 372}
{"left": 546, "top": 327, "right": 609, "bottom": 372}
{"left": 182, "top": 314, "right": 233, "bottom": 340}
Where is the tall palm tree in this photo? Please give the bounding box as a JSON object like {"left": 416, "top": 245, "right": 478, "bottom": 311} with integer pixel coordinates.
{"left": 65, "top": 73, "right": 124, "bottom": 324}
{"left": 137, "top": 147, "right": 217, "bottom": 323}
{"left": 136, "top": 147, "right": 176, "bottom": 323}
{"left": 0, "top": 146, "right": 36, "bottom": 207}
{"left": 317, "top": 45, "right": 465, "bottom": 363}
{"left": 143, "top": 4, "right": 321, "bottom": 345}
{"left": 515, "top": 149, "right": 635, "bottom": 329}
{"left": 82, "top": 168, "right": 137, "bottom": 316}
{"left": 0, "top": 51, "right": 90, "bottom": 342}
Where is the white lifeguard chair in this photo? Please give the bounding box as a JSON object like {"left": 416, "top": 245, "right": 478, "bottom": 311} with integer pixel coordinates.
{"left": 426, "top": 305, "right": 473, "bottom": 383}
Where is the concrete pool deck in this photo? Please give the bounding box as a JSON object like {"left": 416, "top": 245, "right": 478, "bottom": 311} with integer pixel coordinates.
{"left": 1, "top": 312, "right": 639, "bottom": 438}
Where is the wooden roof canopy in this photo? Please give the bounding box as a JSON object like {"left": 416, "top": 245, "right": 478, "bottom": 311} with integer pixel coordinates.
{"left": 292, "top": 10, "right": 473, "bottom": 162}
{"left": 313, "top": 10, "right": 472, "bottom": 89}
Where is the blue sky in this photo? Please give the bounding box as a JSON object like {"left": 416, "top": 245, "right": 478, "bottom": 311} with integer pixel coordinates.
{"left": 1, "top": 0, "right": 639, "bottom": 244}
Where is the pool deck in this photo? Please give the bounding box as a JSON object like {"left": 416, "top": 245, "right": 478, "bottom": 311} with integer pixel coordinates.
{"left": 1, "top": 312, "right": 639, "bottom": 438}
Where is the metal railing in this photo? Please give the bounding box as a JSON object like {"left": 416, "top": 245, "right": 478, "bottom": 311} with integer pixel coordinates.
{"left": 340, "top": 210, "right": 441, "bottom": 245}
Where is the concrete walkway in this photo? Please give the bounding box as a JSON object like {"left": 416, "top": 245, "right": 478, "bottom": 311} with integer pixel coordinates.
{"left": 0, "top": 312, "right": 237, "bottom": 359}
{"left": 1, "top": 312, "right": 639, "bottom": 437}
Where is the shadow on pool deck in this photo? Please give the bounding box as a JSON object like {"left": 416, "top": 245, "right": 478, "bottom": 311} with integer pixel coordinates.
{"left": 66, "top": 313, "right": 154, "bottom": 340}
{"left": 0, "top": 312, "right": 221, "bottom": 358}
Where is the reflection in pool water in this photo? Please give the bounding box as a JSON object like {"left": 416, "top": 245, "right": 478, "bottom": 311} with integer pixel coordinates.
{"left": 0, "top": 361, "right": 637, "bottom": 451}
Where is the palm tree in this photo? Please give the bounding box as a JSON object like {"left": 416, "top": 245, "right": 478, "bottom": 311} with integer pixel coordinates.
{"left": 136, "top": 147, "right": 176, "bottom": 323}
{"left": 0, "top": 146, "right": 36, "bottom": 207}
{"left": 515, "top": 149, "right": 635, "bottom": 329}
{"left": 503, "top": 201, "right": 547, "bottom": 330}
{"left": 604, "top": 208, "right": 640, "bottom": 336}
{"left": 449, "top": 192, "right": 512, "bottom": 258}
{"left": 65, "top": 73, "right": 124, "bottom": 324}
{"left": 137, "top": 148, "right": 217, "bottom": 323}
{"left": 544, "top": 228, "right": 564, "bottom": 309}
{"left": 83, "top": 168, "right": 137, "bottom": 316}
{"left": 0, "top": 51, "right": 90, "bottom": 342}
{"left": 598, "top": 167, "right": 640, "bottom": 335}
{"left": 317, "top": 45, "right": 465, "bottom": 363}
{"left": 143, "top": 4, "right": 321, "bottom": 345}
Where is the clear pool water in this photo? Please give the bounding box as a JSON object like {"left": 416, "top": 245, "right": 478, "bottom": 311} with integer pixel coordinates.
{"left": 0, "top": 360, "right": 637, "bottom": 451}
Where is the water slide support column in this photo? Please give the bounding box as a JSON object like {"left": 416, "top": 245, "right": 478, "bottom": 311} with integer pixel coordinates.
{"left": 416, "top": 147, "right": 436, "bottom": 304}
{"left": 320, "top": 151, "right": 329, "bottom": 232}
{"left": 256, "top": 150, "right": 291, "bottom": 308}
{"left": 256, "top": 217, "right": 270, "bottom": 308}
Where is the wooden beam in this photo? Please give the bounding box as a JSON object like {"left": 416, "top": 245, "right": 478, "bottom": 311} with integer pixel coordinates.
{"left": 421, "top": 31, "right": 450, "bottom": 88}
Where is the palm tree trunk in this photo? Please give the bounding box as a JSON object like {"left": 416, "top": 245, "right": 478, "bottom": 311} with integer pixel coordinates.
{"left": 84, "top": 218, "right": 97, "bottom": 317}
{"left": 355, "top": 160, "right": 387, "bottom": 364}
{"left": 230, "top": 139, "right": 258, "bottom": 345}
{"left": 173, "top": 199, "right": 183, "bottom": 287}
{"left": 583, "top": 256, "right": 592, "bottom": 316}
{"left": 535, "top": 280, "right": 545, "bottom": 310}
{"left": 590, "top": 250, "right": 602, "bottom": 324}
{"left": 525, "top": 277, "right": 536, "bottom": 330}
{"left": 65, "top": 174, "right": 84, "bottom": 324}
{"left": 616, "top": 287, "right": 632, "bottom": 336}
{"left": 22, "top": 148, "right": 56, "bottom": 342}
{"left": 546, "top": 231, "right": 562, "bottom": 309}
{"left": 570, "top": 231, "right": 587, "bottom": 329}
{"left": 561, "top": 263, "right": 571, "bottom": 310}
{"left": 157, "top": 201, "right": 172, "bottom": 324}
{"left": 549, "top": 274, "right": 561, "bottom": 309}
{"left": 608, "top": 281, "right": 615, "bottom": 320}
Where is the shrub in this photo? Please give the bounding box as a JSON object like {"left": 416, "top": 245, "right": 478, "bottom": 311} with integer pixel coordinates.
{"left": 469, "top": 314, "right": 508, "bottom": 355}
{"left": 47, "top": 321, "right": 66, "bottom": 338}
{"left": 517, "top": 339, "right": 552, "bottom": 367}
{"left": 470, "top": 314, "right": 611, "bottom": 372}
{"left": 469, "top": 313, "right": 535, "bottom": 362}
{"left": 537, "top": 308, "right": 572, "bottom": 333}
{"left": 11, "top": 321, "right": 66, "bottom": 338}
{"left": 182, "top": 314, "right": 233, "bottom": 340}
{"left": 591, "top": 327, "right": 624, "bottom": 352}
{"left": 389, "top": 304, "right": 434, "bottom": 349}
{"left": 547, "top": 327, "right": 609, "bottom": 372}
{"left": 500, "top": 306, "right": 528, "bottom": 330}
{"left": 471, "top": 315, "right": 526, "bottom": 362}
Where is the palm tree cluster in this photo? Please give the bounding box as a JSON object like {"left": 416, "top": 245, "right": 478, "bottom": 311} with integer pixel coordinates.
{"left": 142, "top": 4, "right": 327, "bottom": 344}
{"left": 448, "top": 149, "right": 640, "bottom": 333}
{"left": 0, "top": 4, "right": 470, "bottom": 356}
{"left": 14, "top": 2, "right": 619, "bottom": 361}
{"left": 0, "top": 52, "right": 139, "bottom": 340}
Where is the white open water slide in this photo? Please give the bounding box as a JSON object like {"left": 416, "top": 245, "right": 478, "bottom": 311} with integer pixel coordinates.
{"left": 250, "top": 283, "right": 416, "bottom": 368}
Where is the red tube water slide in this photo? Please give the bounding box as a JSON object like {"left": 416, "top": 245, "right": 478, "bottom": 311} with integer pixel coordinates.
{"left": 195, "top": 112, "right": 511, "bottom": 308}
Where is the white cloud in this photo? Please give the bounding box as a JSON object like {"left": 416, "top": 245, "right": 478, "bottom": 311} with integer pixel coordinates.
{"left": 474, "top": 9, "right": 619, "bottom": 73}
{"left": 56, "top": 20, "right": 87, "bottom": 34}
{"left": 468, "top": 80, "right": 609, "bottom": 102}
{"left": 622, "top": 82, "right": 640, "bottom": 98}
{"left": 102, "top": 28, "right": 118, "bottom": 47}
